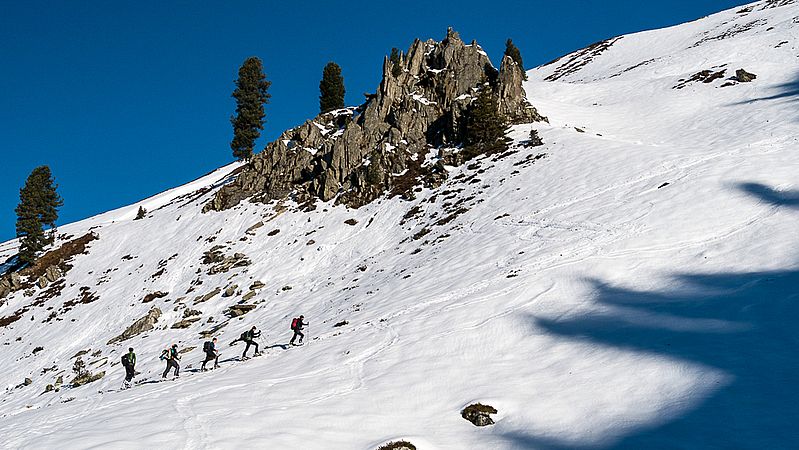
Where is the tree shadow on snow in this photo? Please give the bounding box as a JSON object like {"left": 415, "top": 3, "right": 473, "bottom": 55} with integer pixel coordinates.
{"left": 504, "top": 186, "right": 799, "bottom": 448}
{"left": 737, "top": 182, "right": 799, "bottom": 208}
{"left": 727, "top": 73, "right": 799, "bottom": 107}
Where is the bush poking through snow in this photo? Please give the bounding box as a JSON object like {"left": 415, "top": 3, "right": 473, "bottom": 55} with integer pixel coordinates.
{"left": 70, "top": 357, "right": 104, "bottom": 387}
{"left": 134, "top": 206, "right": 147, "bottom": 220}
{"left": 461, "top": 403, "right": 497, "bottom": 426}
{"left": 376, "top": 441, "right": 417, "bottom": 450}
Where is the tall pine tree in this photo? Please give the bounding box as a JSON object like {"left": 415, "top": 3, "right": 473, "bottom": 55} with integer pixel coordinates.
{"left": 230, "top": 57, "right": 271, "bottom": 161}
{"left": 504, "top": 38, "right": 527, "bottom": 80}
{"left": 15, "top": 166, "right": 63, "bottom": 265}
{"left": 319, "top": 62, "right": 345, "bottom": 113}
{"left": 463, "top": 86, "right": 509, "bottom": 160}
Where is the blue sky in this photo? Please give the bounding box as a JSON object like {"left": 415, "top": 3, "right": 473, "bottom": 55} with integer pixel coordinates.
{"left": 0, "top": 0, "right": 749, "bottom": 241}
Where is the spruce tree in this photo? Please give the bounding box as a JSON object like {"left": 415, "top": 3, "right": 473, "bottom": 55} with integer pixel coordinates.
{"left": 319, "top": 62, "right": 345, "bottom": 113}
{"left": 390, "top": 48, "right": 402, "bottom": 78}
{"left": 134, "top": 206, "right": 146, "bottom": 220}
{"left": 504, "top": 39, "right": 527, "bottom": 80}
{"left": 230, "top": 57, "right": 271, "bottom": 161}
{"left": 463, "top": 86, "right": 509, "bottom": 160}
{"left": 15, "top": 166, "right": 63, "bottom": 265}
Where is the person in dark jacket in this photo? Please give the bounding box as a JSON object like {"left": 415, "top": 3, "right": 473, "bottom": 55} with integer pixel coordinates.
{"left": 202, "top": 338, "right": 220, "bottom": 371}
{"left": 161, "top": 344, "right": 180, "bottom": 378}
{"left": 121, "top": 347, "right": 136, "bottom": 386}
{"left": 289, "top": 315, "right": 308, "bottom": 346}
{"left": 241, "top": 326, "right": 261, "bottom": 359}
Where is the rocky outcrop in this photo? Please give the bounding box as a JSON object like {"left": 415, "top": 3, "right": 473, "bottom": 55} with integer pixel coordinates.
{"left": 461, "top": 403, "right": 497, "bottom": 426}
{"left": 736, "top": 68, "right": 757, "bottom": 82}
{"left": 107, "top": 307, "right": 162, "bottom": 344}
{"left": 206, "top": 29, "right": 546, "bottom": 212}
{"left": 0, "top": 233, "right": 96, "bottom": 300}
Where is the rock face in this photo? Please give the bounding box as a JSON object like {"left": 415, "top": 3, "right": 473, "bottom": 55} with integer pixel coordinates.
{"left": 107, "top": 307, "right": 162, "bottom": 344}
{"left": 736, "top": 68, "right": 757, "bottom": 82}
{"left": 206, "top": 29, "right": 546, "bottom": 211}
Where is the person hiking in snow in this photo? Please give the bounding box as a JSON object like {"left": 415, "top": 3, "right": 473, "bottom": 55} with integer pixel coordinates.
{"left": 121, "top": 347, "right": 136, "bottom": 386}
{"left": 240, "top": 326, "right": 261, "bottom": 359}
{"left": 289, "top": 315, "right": 308, "bottom": 346}
{"left": 201, "top": 337, "right": 220, "bottom": 371}
{"left": 161, "top": 344, "right": 180, "bottom": 379}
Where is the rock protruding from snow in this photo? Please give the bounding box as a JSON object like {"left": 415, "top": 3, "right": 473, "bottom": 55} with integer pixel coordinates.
{"left": 205, "top": 28, "right": 546, "bottom": 211}
{"left": 107, "top": 307, "right": 162, "bottom": 344}
{"left": 736, "top": 68, "right": 757, "bottom": 82}
{"left": 461, "top": 403, "right": 497, "bottom": 426}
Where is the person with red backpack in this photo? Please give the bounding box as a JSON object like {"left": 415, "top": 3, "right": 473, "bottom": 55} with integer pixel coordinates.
{"left": 289, "top": 315, "right": 307, "bottom": 346}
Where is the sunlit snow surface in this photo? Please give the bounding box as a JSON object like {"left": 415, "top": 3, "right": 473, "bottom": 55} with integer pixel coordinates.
{"left": 2, "top": 1, "right": 799, "bottom": 448}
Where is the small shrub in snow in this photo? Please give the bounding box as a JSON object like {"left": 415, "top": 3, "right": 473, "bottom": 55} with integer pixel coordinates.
{"left": 376, "top": 441, "right": 416, "bottom": 450}
{"left": 134, "top": 206, "right": 147, "bottom": 220}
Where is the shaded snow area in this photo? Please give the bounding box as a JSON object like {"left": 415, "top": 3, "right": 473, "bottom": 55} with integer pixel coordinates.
{"left": 2, "top": 1, "right": 799, "bottom": 448}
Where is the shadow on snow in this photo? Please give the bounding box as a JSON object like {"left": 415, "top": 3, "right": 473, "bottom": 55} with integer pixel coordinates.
{"left": 503, "top": 184, "right": 799, "bottom": 448}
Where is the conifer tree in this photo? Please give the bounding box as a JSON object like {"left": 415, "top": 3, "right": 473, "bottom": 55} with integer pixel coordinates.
{"left": 390, "top": 48, "right": 402, "bottom": 78}
{"left": 134, "top": 206, "right": 146, "bottom": 220}
{"left": 463, "top": 86, "right": 509, "bottom": 160}
{"left": 15, "top": 165, "right": 63, "bottom": 265}
{"left": 230, "top": 57, "right": 271, "bottom": 161}
{"left": 319, "top": 62, "right": 345, "bottom": 113}
{"left": 504, "top": 38, "right": 527, "bottom": 80}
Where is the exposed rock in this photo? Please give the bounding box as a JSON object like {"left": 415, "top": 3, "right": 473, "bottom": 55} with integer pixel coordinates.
{"left": 222, "top": 285, "right": 238, "bottom": 297}
{"left": 208, "top": 253, "right": 251, "bottom": 275}
{"left": 45, "top": 265, "right": 62, "bottom": 283}
{"left": 36, "top": 276, "right": 49, "bottom": 289}
{"left": 171, "top": 317, "right": 201, "bottom": 329}
{"left": 245, "top": 221, "right": 264, "bottom": 235}
{"left": 242, "top": 291, "right": 256, "bottom": 301}
{"left": 0, "top": 278, "right": 10, "bottom": 299}
{"left": 23, "top": 377, "right": 32, "bottom": 386}
{"left": 199, "top": 320, "right": 229, "bottom": 338}
{"left": 202, "top": 246, "right": 226, "bottom": 264}
{"left": 249, "top": 281, "right": 265, "bottom": 290}
{"left": 142, "top": 291, "right": 168, "bottom": 303}
{"left": 44, "top": 384, "right": 54, "bottom": 393}
{"left": 107, "top": 307, "right": 162, "bottom": 344}
{"left": 71, "top": 371, "right": 104, "bottom": 387}
{"left": 194, "top": 287, "right": 222, "bottom": 304}
{"left": 461, "top": 403, "right": 497, "bottom": 426}
{"left": 226, "top": 304, "right": 257, "bottom": 318}
{"left": 376, "top": 441, "right": 417, "bottom": 450}
{"left": 183, "top": 308, "right": 202, "bottom": 318}
{"left": 206, "top": 29, "right": 545, "bottom": 212}
{"left": 736, "top": 68, "right": 757, "bottom": 82}
{"left": 55, "top": 375, "right": 63, "bottom": 387}
{"left": 1, "top": 234, "right": 95, "bottom": 298}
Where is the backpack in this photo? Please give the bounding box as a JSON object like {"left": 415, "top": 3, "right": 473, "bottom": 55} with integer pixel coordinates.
{"left": 291, "top": 318, "right": 299, "bottom": 330}
{"left": 240, "top": 331, "right": 249, "bottom": 341}
{"left": 159, "top": 349, "right": 169, "bottom": 361}
{"left": 203, "top": 341, "right": 211, "bottom": 352}
{"left": 121, "top": 354, "right": 130, "bottom": 366}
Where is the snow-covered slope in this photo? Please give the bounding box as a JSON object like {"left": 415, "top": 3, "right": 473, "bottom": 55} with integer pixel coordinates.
{"left": 2, "top": 1, "right": 799, "bottom": 448}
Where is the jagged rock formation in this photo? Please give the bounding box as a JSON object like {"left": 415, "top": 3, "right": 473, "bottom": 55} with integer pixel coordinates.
{"left": 206, "top": 29, "right": 546, "bottom": 211}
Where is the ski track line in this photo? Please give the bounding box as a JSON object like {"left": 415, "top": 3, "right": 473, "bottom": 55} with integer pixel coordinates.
{"left": 600, "top": 202, "right": 782, "bottom": 259}
{"left": 526, "top": 146, "right": 753, "bottom": 218}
